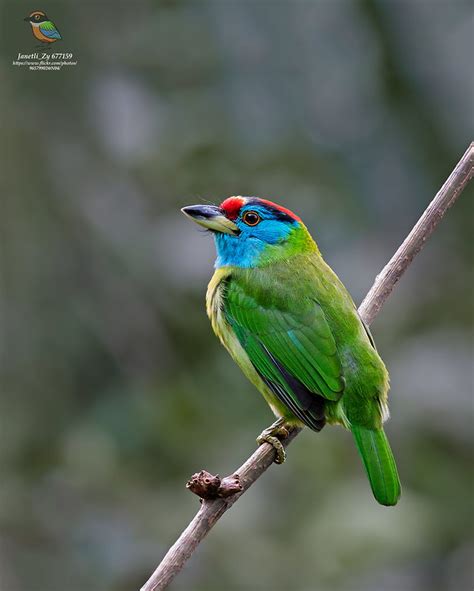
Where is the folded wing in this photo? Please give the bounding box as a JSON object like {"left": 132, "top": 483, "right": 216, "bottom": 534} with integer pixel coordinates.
{"left": 40, "top": 21, "right": 62, "bottom": 40}
{"left": 224, "top": 281, "right": 345, "bottom": 431}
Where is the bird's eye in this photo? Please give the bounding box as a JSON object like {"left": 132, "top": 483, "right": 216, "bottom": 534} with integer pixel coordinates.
{"left": 242, "top": 211, "right": 261, "bottom": 226}
{"left": 35, "top": 14, "right": 40, "bottom": 19}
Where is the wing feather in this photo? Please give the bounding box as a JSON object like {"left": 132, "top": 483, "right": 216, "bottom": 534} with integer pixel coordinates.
{"left": 39, "top": 21, "right": 62, "bottom": 39}
{"left": 224, "top": 280, "right": 345, "bottom": 430}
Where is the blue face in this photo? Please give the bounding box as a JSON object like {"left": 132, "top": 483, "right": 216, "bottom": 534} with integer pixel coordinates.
{"left": 214, "top": 203, "right": 299, "bottom": 268}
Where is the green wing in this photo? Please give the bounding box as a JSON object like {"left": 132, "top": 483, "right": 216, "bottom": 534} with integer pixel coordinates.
{"left": 39, "top": 20, "right": 62, "bottom": 40}
{"left": 224, "top": 280, "right": 345, "bottom": 431}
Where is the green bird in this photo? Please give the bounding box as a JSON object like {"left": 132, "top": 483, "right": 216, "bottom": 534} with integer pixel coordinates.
{"left": 182, "top": 196, "right": 401, "bottom": 506}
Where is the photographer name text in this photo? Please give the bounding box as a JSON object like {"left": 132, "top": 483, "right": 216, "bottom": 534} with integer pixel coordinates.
{"left": 12, "top": 52, "right": 78, "bottom": 71}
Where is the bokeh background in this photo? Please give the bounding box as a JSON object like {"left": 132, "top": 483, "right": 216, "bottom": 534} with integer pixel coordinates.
{"left": 1, "top": 1, "right": 473, "bottom": 590}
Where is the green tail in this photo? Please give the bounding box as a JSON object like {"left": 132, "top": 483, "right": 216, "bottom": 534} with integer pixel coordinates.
{"left": 351, "top": 425, "right": 401, "bottom": 506}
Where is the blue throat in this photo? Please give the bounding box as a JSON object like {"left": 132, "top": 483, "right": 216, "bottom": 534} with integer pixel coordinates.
{"left": 213, "top": 218, "right": 298, "bottom": 268}
{"left": 214, "top": 233, "right": 266, "bottom": 268}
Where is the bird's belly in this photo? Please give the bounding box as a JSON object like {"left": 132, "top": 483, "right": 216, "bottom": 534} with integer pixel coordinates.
{"left": 33, "top": 27, "right": 55, "bottom": 42}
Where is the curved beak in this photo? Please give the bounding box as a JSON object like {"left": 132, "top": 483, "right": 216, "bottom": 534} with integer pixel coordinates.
{"left": 181, "top": 204, "right": 239, "bottom": 235}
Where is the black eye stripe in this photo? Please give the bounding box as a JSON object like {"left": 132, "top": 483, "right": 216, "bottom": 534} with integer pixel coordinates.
{"left": 244, "top": 198, "right": 295, "bottom": 223}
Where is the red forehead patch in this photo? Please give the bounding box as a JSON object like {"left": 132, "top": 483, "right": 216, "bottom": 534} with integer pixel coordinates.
{"left": 219, "top": 196, "right": 302, "bottom": 222}
{"left": 220, "top": 196, "right": 246, "bottom": 220}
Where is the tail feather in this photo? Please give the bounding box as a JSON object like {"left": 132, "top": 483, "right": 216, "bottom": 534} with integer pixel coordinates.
{"left": 351, "top": 425, "right": 401, "bottom": 506}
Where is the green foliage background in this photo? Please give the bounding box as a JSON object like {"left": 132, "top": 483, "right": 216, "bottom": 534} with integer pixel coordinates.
{"left": 1, "top": 1, "right": 473, "bottom": 590}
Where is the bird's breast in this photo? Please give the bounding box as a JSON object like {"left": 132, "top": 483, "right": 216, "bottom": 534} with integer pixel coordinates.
{"left": 206, "top": 267, "right": 231, "bottom": 344}
{"left": 206, "top": 269, "right": 257, "bottom": 382}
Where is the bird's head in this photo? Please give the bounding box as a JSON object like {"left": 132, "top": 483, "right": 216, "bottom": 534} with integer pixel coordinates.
{"left": 24, "top": 11, "right": 48, "bottom": 24}
{"left": 181, "top": 196, "right": 317, "bottom": 268}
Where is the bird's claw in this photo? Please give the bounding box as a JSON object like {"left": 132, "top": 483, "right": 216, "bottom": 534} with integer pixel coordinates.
{"left": 256, "top": 418, "right": 291, "bottom": 464}
{"left": 256, "top": 433, "right": 286, "bottom": 463}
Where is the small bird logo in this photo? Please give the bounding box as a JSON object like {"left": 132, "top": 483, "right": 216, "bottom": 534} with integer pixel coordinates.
{"left": 24, "top": 11, "right": 62, "bottom": 47}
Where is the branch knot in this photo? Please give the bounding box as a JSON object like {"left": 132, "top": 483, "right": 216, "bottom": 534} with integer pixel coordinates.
{"left": 186, "top": 470, "right": 242, "bottom": 500}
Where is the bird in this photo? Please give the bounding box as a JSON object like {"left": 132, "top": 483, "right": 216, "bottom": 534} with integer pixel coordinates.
{"left": 181, "top": 196, "right": 401, "bottom": 506}
{"left": 24, "top": 11, "right": 62, "bottom": 46}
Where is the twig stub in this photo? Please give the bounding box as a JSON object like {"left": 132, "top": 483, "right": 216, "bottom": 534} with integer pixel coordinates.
{"left": 186, "top": 471, "right": 221, "bottom": 499}
{"left": 186, "top": 470, "right": 243, "bottom": 500}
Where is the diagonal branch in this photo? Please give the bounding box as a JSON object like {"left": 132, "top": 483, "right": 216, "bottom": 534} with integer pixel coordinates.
{"left": 358, "top": 143, "right": 474, "bottom": 325}
{"left": 141, "top": 142, "right": 473, "bottom": 591}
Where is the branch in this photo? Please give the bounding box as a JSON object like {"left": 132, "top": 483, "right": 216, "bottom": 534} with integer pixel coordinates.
{"left": 358, "top": 143, "right": 474, "bottom": 325}
{"left": 141, "top": 143, "right": 474, "bottom": 591}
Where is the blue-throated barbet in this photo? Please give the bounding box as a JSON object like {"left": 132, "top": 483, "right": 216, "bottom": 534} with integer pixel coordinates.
{"left": 182, "top": 196, "right": 401, "bottom": 506}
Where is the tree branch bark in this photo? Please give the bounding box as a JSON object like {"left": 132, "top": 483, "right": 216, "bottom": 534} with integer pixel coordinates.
{"left": 358, "top": 143, "right": 474, "bottom": 325}
{"left": 141, "top": 142, "right": 473, "bottom": 591}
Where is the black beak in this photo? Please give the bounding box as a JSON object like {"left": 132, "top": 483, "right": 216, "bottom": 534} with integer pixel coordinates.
{"left": 181, "top": 204, "right": 221, "bottom": 219}
{"left": 181, "top": 204, "right": 239, "bottom": 235}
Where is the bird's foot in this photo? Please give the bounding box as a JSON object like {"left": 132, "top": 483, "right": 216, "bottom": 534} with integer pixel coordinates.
{"left": 256, "top": 418, "right": 291, "bottom": 464}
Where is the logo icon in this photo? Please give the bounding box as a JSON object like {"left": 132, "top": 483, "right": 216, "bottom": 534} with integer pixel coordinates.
{"left": 24, "top": 11, "right": 62, "bottom": 47}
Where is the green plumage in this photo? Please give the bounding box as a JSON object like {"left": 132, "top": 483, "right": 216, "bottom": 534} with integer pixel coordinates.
{"left": 41, "top": 21, "right": 57, "bottom": 31}
{"left": 185, "top": 196, "right": 401, "bottom": 506}
{"left": 209, "top": 252, "right": 401, "bottom": 505}
{"left": 351, "top": 425, "right": 401, "bottom": 506}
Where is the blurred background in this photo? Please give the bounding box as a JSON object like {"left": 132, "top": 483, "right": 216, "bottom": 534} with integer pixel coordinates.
{"left": 1, "top": 1, "right": 473, "bottom": 590}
